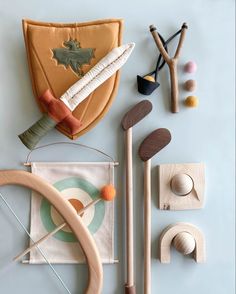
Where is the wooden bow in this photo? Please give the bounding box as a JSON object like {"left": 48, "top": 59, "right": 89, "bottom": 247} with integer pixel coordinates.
{"left": 0, "top": 170, "right": 103, "bottom": 294}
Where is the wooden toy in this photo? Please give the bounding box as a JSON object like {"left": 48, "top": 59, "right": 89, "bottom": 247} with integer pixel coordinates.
{"left": 158, "top": 163, "right": 205, "bottom": 210}
{"left": 173, "top": 232, "right": 196, "bottom": 255}
{"left": 171, "top": 173, "right": 194, "bottom": 196}
{"left": 121, "top": 100, "right": 152, "bottom": 294}
{"left": 149, "top": 23, "right": 188, "bottom": 113}
{"left": 184, "top": 61, "right": 197, "bottom": 73}
{"left": 19, "top": 19, "right": 137, "bottom": 149}
{"left": 184, "top": 79, "right": 196, "bottom": 92}
{"left": 139, "top": 128, "right": 171, "bottom": 294}
{"left": 14, "top": 184, "right": 116, "bottom": 261}
{"left": 0, "top": 170, "right": 103, "bottom": 294}
{"left": 137, "top": 29, "right": 182, "bottom": 96}
{"left": 19, "top": 39, "right": 135, "bottom": 149}
{"left": 159, "top": 223, "right": 206, "bottom": 263}
{"left": 185, "top": 95, "right": 199, "bottom": 107}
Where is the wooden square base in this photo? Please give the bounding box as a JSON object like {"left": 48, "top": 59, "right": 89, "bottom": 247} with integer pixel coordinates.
{"left": 158, "top": 163, "right": 205, "bottom": 210}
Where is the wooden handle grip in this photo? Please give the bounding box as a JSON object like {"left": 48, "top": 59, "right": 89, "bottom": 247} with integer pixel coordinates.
{"left": 19, "top": 89, "right": 82, "bottom": 149}
{"left": 125, "top": 285, "right": 136, "bottom": 294}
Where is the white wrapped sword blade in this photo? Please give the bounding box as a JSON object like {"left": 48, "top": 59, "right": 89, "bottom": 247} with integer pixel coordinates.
{"left": 60, "top": 42, "right": 135, "bottom": 111}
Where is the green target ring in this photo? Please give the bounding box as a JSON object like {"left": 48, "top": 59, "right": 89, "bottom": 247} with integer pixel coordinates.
{"left": 40, "top": 177, "right": 105, "bottom": 242}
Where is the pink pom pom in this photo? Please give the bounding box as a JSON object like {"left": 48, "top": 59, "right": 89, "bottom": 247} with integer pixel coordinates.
{"left": 184, "top": 61, "right": 197, "bottom": 73}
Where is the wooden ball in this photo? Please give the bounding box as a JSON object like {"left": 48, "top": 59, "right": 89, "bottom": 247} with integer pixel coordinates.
{"left": 171, "top": 173, "right": 193, "bottom": 196}
{"left": 144, "top": 75, "right": 155, "bottom": 83}
{"left": 173, "top": 232, "right": 196, "bottom": 255}
{"left": 184, "top": 61, "right": 197, "bottom": 73}
{"left": 101, "top": 185, "right": 116, "bottom": 201}
{"left": 185, "top": 96, "right": 199, "bottom": 107}
{"left": 184, "top": 79, "right": 196, "bottom": 92}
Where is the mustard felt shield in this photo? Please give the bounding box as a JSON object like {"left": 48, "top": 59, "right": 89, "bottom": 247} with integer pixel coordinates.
{"left": 23, "top": 19, "right": 123, "bottom": 139}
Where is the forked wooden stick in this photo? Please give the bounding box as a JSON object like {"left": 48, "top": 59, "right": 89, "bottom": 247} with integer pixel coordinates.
{"left": 122, "top": 100, "right": 152, "bottom": 294}
{"left": 150, "top": 23, "right": 188, "bottom": 113}
{"left": 139, "top": 128, "right": 172, "bottom": 294}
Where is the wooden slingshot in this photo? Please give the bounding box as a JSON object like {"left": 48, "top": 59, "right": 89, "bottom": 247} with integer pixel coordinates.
{"left": 137, "top": 29, "right": 182, "bottom": 96}
{"left": 0, "top": 170, "right": 103, "bottom": 294}
{"left": 149, "top": 23, "right": 188, "bottom": 113}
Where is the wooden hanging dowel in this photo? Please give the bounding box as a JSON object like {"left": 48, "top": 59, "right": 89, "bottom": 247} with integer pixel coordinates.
{"left": 149, "top": 23, "right": 188, "bottom": 113}
{"left": 121, "top": 100, "right": 152, "bottom": 294}
{"left": 139, "top": 128, "right": 172, "bottom": 294}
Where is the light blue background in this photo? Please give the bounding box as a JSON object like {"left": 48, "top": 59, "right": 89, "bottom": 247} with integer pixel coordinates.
{"left": 0, "top": 0, "right": 235, "bottom": 293}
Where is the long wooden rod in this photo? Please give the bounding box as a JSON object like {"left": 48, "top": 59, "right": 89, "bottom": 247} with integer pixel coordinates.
{"left": 144, "top": 159, "right": 151, "bottom": 294}
{"left": 125, "top": 128, "right": 135, "bottom": 293}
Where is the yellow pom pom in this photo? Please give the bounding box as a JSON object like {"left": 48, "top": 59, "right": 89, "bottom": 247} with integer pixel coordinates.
{"left": 101, "top": 185, "right": 116, "bottom": 201}
{"left": 185, "top": 96, "right": 198, "bottom": 107}
{"left": 144, "top": 75, "right": 155, "bottom": 83}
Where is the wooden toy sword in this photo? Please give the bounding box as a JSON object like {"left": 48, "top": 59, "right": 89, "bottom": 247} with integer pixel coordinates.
{"left": 19, "top": 43, "right": 135, "bottom": 150}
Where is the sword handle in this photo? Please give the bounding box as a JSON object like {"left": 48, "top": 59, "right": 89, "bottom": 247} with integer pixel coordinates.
{"left": 18, "top": 90, "right": 82, "bottom": 150}
{"left": 18, "top": 114, "right": 57, "bottom": 150}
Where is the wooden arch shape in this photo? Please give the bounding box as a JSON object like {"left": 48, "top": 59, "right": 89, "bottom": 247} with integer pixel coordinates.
{"left": 0, "top": 170, "right": 103, "bottom": 294}
{"left": 159, "top": 222, "right": 205, "bottom": 263}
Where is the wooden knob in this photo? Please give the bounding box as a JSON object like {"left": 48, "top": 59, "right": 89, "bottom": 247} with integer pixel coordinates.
{"left": 171, "top": 173, "right": 193, "bottom": 196}
{"left": 173, "top": 232, "right": 196, "bottom": 255}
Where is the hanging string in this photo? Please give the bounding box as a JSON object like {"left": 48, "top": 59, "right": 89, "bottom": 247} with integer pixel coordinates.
{"left": 25, "top": 142, "right": 117, "bottom": 165}
{"left": 0, "top": 192, "right": 71, "bottom": 294}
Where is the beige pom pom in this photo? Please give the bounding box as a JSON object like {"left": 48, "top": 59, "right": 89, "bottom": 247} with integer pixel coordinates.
{"left": 171, "top": 173, "right": 193, "bottom": 196}
{"left": 184, "top": 79, "right": 196, "bottom": 92}
{"left": 173, "top": 232, "right": 196, "bottom": 255}
{"left": 144, "top": 75, "right": 155, "bottom": 82}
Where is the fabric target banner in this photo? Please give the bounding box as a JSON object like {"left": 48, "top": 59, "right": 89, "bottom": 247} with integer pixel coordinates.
{"left": 29, "top": 162, "right": 115, "bottom": 264}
